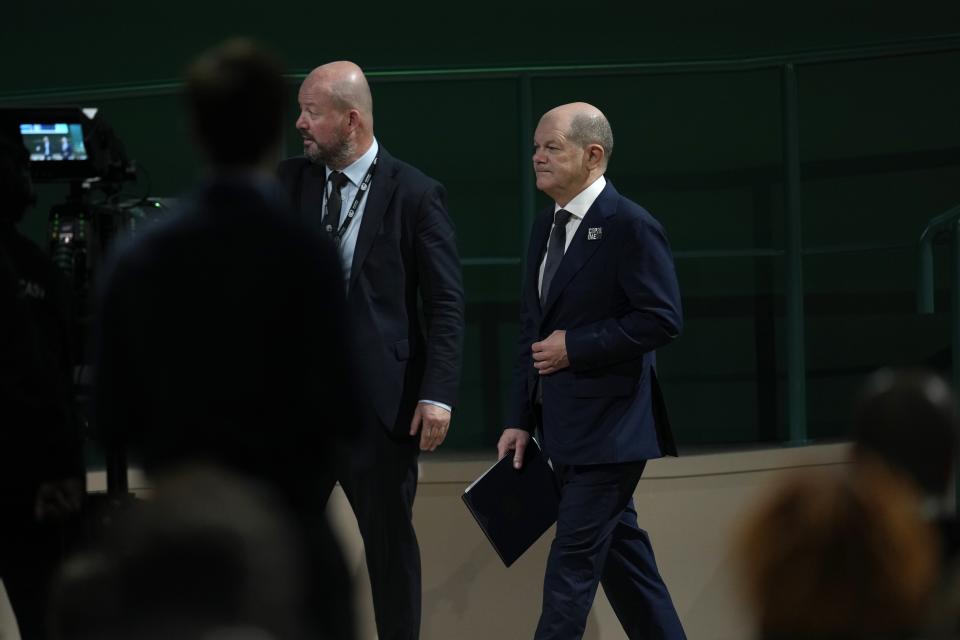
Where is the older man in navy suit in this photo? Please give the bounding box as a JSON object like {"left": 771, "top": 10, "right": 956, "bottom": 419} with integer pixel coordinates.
{"left": 498, "top": 102, "right": 686, "bottom": 640}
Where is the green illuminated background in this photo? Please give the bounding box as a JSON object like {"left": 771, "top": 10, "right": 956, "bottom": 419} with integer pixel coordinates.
{"left": 3, "top": 0, "right": 959, "bottom": 450}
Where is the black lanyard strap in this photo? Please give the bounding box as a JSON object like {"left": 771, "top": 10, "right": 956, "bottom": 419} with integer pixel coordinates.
{"left": 324, "top": 155, "right": 378, "bottom": 245}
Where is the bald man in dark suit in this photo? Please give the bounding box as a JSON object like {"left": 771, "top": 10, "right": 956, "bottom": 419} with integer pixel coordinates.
{"left": 278, "top": 61, "right": 465, "bottom": 640}
{"left": 499, "top": 102, "right": 686, "bottom": 640}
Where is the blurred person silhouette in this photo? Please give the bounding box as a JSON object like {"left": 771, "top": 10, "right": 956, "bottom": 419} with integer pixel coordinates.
{"left": 0, "top": 133, "right": 85, "bottom": 640}
{"left": 735, "top": 463, "right": 938, "bottom": 640}
{"left": 851, "top": 368, "right": 960, "bottom": 565}
{"left": 92, "top": 39, "right": 355, "bottom": 639}
{"left": 50, "top": 464, "right": 310, "bottom": 640}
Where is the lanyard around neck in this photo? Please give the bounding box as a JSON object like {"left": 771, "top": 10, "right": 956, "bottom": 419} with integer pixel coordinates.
{"left": 324, "top": 155, "right": 378, "bottom": 245}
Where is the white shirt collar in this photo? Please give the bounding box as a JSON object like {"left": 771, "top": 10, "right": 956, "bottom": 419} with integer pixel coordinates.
{"left": 555, "top": 175, "right": 606, "bottom": 220}
{"left": 328, "top": 137, "right": 379, "bottom": 186}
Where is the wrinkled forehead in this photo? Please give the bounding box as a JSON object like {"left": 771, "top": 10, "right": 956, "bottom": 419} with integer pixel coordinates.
{"left": 534, "top": 114, "right": 572, "bottom": 143}
{"left": 533, "top": 111, "right": 570, "bottom": 140}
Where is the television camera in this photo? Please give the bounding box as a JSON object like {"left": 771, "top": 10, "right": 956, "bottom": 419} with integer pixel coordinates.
{"left": 0, "top": 107, "right": 170, "bottom": 328}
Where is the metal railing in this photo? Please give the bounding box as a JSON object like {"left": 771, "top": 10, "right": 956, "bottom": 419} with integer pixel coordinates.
{"left": 918, "top": 204, "right": 960, "bottom": 392}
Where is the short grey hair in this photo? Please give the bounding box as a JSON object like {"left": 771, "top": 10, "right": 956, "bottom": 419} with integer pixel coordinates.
{"left": 568, "top": 112, "right": 614, "bottom": 167}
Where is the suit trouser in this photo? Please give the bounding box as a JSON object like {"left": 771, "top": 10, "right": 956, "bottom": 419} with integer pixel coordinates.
{"left": 318, "top": 422, "right": 421, "bottom": 640}
{"left": 534, "top": 461, "right": 686, "bottom": 640}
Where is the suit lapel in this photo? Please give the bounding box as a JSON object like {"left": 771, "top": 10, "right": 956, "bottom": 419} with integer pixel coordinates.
{"left": 541, "top": 181, "right": 618, "bottom": 316}
{"left": 348, "top": 148, "right": 397, "bottom": 293}
{"left": 527, "top": 209, "right": 553, "bottom": 317}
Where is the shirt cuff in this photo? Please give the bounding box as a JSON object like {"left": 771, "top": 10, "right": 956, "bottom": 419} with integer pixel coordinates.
{"left": 418, "top": 399, "right": 452, "bottom": 413}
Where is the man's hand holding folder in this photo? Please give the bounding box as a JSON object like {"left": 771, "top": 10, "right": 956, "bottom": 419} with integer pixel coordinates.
{"left": 462, "top": 436, "right": 559, "bottom": 567}
{"left": 497, "top": 428, "right": 531, "bottom": 469}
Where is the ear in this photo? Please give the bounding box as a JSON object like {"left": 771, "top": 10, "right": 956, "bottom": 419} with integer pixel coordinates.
{"left": 346, "top": 108, "right": 362, "bottom": 132}
{"left": 584, "top": 143, "right": 605, "bottom": 170}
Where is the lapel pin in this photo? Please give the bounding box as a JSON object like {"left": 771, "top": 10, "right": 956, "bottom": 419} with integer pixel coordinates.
{"left": 587, "top": 227, "right": 603, "bottom": 240}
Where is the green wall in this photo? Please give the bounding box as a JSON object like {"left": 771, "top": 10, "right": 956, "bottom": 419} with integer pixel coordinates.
{"left": 3, "top": 0, "right": 960, "bottom": 449}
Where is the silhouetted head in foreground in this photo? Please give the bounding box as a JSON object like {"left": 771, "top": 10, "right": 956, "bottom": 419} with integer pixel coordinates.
{"left": 852, "top": 368, "right": 959, "bottom": 498}
{"left": 51, "top": 465, "right": 309, "bottom": 640}
{"left": 184, "top": 38, "right": 286, "bottom": 171}
{"left": 736, "top": 464, "right": 938, "bottom": 640}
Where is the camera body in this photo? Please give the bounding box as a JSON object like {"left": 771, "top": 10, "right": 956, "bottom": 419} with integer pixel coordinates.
{"left": 0, "top": 108, "right": 166, "bottom": 344}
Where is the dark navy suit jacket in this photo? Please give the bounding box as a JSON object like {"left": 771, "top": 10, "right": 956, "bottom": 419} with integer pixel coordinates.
{"left": 94, "top": 175, "right": 354, "bottom": 510}
{"left": 278, "top": 148, "right": 465, "bottom": 434}
{"left": 507, "top": 180, "right": 682, "bottom": 465}
{"left": 93, "top": 175, "right": 360, "bottom": 640}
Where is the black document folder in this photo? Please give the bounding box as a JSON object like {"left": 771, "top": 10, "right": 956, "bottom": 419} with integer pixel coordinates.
{"left": 462, "top": 438, "right": 559, "bottom": 567}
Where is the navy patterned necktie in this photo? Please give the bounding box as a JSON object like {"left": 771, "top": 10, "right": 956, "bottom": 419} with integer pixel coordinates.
{"left": 324, "top": 170, "right": 349, "bottom": 236}
{"left": 540, "top": 209, "right": 572, "bottom": 307}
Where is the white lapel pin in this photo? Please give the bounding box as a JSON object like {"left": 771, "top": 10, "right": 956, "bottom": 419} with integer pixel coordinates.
{"left": 587, "top": 227, "right": 603, "bottom": 240}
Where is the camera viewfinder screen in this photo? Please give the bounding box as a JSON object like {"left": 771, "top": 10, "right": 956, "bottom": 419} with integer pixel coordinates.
{"left": 20, "top": 123, "right": 88, "bottom": 161}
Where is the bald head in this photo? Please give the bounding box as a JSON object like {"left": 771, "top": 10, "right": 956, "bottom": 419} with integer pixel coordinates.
{"left": 296, "top": 61, "right": 375, "bottom": 169}
{"left": 303, "top": 61, "right": 373, "bottom": 122}
{"left": 540, "top": 102, "right": 613, "bottom": 168}
{"left": 532, "top": 102, "right": 613, "bottom": 206}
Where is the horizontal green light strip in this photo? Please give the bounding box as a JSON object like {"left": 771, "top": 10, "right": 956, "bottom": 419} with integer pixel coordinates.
{"left": 1, "top": 34, "right": 957, "bottom": 105}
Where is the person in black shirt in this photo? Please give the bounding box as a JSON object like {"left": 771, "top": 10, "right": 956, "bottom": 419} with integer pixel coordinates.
{"left": 0, "top": 133, "right": 85, "bottom": 640}
{"left": 93, "top": 39, "right": 355, "bottom": 639}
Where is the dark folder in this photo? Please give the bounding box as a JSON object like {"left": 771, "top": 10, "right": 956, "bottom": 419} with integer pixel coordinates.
{"left": 462, "top": 438, "right": 559, "bottom": 567}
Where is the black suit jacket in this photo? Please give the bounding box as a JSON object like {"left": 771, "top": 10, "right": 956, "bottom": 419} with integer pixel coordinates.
{"left": 508, "top": 180, "right": 682, "bottom": 465}
{"left": 0, "top": 222, "right": 82, "bottom": 526}
{"left": 278, "top": 147, "right": 465, "bottom": 434}
{"left": 94, "top": 175, "right": 353, "bottom": 510}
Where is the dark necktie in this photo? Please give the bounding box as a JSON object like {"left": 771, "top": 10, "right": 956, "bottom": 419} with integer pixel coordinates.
{"left": 324, "top": 170, "right": 349, "bottom": 237}
{"left": 540, "top": 209, "right": 572, "bottom": 307}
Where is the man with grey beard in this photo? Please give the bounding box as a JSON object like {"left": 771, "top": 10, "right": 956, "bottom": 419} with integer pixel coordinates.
{"left": 278, "top": 61, "right": 465, "bottom": 640}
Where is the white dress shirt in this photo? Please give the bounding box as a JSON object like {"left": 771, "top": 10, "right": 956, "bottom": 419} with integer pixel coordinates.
{"left": 538, "top": 175, "right": 606, "bottom": 296}
{"left": 325, "top": 138, "right": 379, "bottom": 291}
